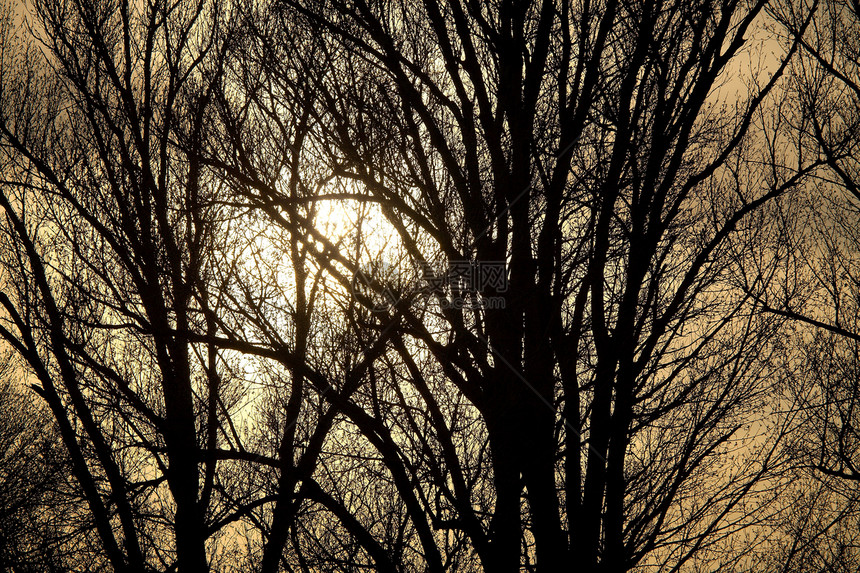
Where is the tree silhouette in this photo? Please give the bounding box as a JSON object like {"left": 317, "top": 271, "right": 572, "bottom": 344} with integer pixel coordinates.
{"left": 0, "top": 0, "right": 855, "bottom": 571}
{"left": 0, "top": 347, "right": 69, "bottom": 572}
{"left": 202, "top": 0, "right": 823, "bottom": 570}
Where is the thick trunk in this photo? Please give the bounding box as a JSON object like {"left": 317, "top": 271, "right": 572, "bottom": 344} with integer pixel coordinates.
{"left": 524, "top": 289, "right": 566, "bottom": 570}
{"left": 154, "top": 306, "right": 208, "bottom": 573}
{"left": 162, "top": 368, "right": 208, "bottom": 573}
{"left": 578, "top": 356, "right": 615, "bottom": 570}
{"left": 522, "top": 412, "right": 565, "bottom": 570}
{"left": 487, "top": 419, "right": 522, "bottom": 573}
{"left": 601, "top": 357, "right": 635, "bottom": 571}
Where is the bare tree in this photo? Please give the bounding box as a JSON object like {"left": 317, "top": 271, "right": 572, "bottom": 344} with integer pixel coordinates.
{"left": 0, "top": 1, "right": 243, "bottom": 570}
{"left": 0, "top": 344, "right": 70, "bottom": 572}
{"left": 203, "top": 0, "right": 824, "bottom": 570}
{"left": 2, "top": 0, "right": 849, "bottom": 571}
{"left": 767, "top": 0, "right": 860, "bottom": 480}
{"left": 0, "top": 1, "right": 402, "bottom": 571}
{"left": 742, "top": 0, "right": 860, "bottom": 568}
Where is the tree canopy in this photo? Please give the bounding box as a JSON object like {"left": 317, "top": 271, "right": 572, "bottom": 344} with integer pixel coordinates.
{"left": 1, "top": 0, "right": 859, "bottom": 571}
